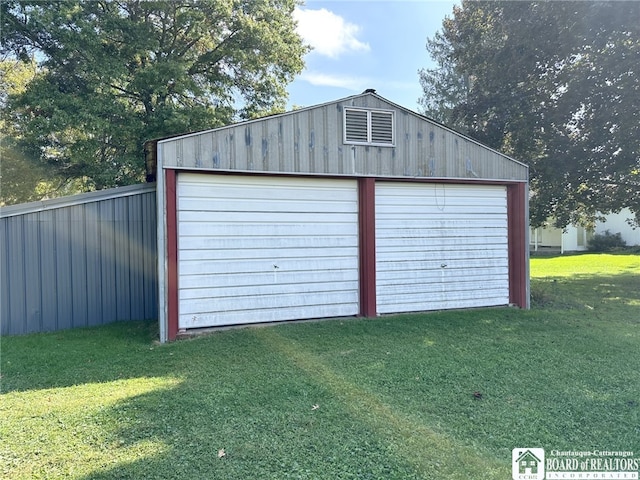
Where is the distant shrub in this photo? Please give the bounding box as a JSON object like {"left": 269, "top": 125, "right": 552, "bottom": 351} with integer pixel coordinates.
{"left": 587, "top": 230, "right": 627, "bottom": 252}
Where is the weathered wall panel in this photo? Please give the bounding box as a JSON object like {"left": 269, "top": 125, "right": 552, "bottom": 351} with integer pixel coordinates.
{"left": 0, "top": 184, "right": 157, "bottom": 335}
{"left": 158, "top": 93, "right": 528, "bottom": 182}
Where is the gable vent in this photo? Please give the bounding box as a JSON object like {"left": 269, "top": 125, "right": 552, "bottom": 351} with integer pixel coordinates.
{"left": 371, "top": 111, "right": 393, "bottom": 144}
{"left": 344, "top": 108, "right": 394, "bottom": 146}
{"left": 345, "top": 109, "right": 369, "bottom": 143}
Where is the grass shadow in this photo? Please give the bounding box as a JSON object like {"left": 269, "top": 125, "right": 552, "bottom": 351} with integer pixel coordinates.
{"left": 3, "top": 253, "right": 639, "bottom": 478}
{"left": 72, "top": 327, "right": 433, "bottom": 480}
{"left": 1, "top": 320, "right": 165, "bottom": 394}
{"left": 530, "top": 273, "right": 640, "bottom": 315}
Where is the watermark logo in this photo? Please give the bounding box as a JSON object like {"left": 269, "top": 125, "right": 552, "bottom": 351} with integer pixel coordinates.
{"left": 513, "top": 448, "right": 545, "bottom": 480}
{"left": 512, "top": 449, "right": 639, "bottom": 479}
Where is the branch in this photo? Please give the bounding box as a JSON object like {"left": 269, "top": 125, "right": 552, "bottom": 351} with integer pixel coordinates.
{"left": 109, "top": 83, "right": 141, "bottom": 101}
{"left": 187, "top": 30, "right": 239, "bottom": 76}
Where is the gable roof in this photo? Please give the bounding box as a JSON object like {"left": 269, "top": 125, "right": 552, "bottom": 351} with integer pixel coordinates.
{"left": 516, "top": 450, "right": 542, "bottom": 463}
{"left": 153, "top": 92, "right": 528, "bottom": 182}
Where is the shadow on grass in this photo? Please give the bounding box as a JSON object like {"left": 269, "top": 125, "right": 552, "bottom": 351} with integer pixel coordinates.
{"left": 3, "top": 261, "right": 639, "bottom": 479}
{"left": 73, "top": 305, "right": 640, "bottom": 479}
{"left": 1, "top": 320, "right": 166, "bottom": 394}
{"left": 530, "top": 273, "right": 640, "bottom": 314}
{"left": 71, "top": 327, "right": 434, "bottom": 480}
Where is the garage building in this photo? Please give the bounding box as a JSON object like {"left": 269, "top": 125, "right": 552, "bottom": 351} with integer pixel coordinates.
{"left": 151, "top": 92, "right": 529, "bottom": 342}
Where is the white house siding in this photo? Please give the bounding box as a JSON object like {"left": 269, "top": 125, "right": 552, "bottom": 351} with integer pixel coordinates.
{"left": 595, "top": 208, "right": 640, "bottom": 246}
{"left": 530, "top": 208, "right": 639, "bottom": 253}
{"left": 375, "top": 182, "right": 509, "bottom": 314}
{"left": 177, "top": 174, "right": 359, "bottom": 328}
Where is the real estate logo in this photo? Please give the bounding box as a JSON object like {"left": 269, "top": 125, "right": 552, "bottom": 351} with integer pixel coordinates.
{"left": 513, "top": 448, "right": 545, "bottom": 480}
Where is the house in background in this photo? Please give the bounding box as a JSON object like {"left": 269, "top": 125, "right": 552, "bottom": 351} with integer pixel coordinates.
{"left": 530, "top": 221, "right": 593, "bottom": 254}
{"left": 530, "top": 208, "right": 639, "bottom": 253}
{"left": 596, "top": 208, "right": 640, "bottom": 246}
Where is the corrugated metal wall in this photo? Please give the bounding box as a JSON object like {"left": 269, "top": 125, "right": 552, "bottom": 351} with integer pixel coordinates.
{"left": 0, "top": 184, "right": 157, "bottom": 335}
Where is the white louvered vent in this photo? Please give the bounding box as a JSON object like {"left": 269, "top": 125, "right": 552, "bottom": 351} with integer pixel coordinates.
{"left": 371, "top": 111, "right": 393, "bottom": 144}
{"left": 345, "top": 109, "right": 369, "bottom": 143}
{"left": 344, "top": 108, "right": 394, "bottom": 146}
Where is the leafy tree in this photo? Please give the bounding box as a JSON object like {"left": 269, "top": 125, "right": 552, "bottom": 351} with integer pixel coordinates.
{"left": 419, "top": 1, "right": 640, "bottom": 227}
{"left": 0, "top": 59, "right": 73, "bottom": 205}
{"left": 1, "top": 0, "right": 307, "bottom": 197}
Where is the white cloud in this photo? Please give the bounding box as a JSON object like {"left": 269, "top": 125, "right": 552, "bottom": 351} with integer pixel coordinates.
{"left": 294, "top": 8, "right": 370, "bottom": 58}
{"left": 300, "top": 72, "right": 417, "bottom": 96}
{"left": 300, "top": 71, "right": 370, "bottom": 91}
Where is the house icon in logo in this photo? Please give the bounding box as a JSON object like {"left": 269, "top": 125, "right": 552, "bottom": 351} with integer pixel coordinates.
{"left": 512, "top": 448, "right": 545, "bottom": 480}
{"left": 517, "top": 450, "right": 541, "bottom": 474}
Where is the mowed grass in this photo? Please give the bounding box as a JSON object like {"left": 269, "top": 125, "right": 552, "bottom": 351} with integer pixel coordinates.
{"left": 1, "top": 253, "right": 639, "bottom": 479}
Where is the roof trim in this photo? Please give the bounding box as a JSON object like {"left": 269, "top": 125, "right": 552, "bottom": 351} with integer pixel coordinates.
{"left": 368, "top": 93, "right": 529, "bottom": 171}
{"left": 155, "top": 92, "right": 372, "bottom": 145}
{"left": 0, "top": 182, "right": 156, "bottom": 218}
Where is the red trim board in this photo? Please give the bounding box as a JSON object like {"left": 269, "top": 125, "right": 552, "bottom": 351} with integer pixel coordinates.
{"left": 508, "top": 182, "right": 528, "bottom": 308}
{"left": 165, "top": 169, "right": 179, "bottom": 341}
{"left": 358, "top": 178, "right": 377, "bottom": 317}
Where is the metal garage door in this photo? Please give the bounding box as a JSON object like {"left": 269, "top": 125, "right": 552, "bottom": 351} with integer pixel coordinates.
{"left": 177, "top": 174, "right": 359, "bottom": 329}
{"left": 376, "top": 182, "right": 509, "bottom": 314}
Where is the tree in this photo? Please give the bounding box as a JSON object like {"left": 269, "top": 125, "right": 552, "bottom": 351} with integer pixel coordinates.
{"left": 419, "top": 1, "right": 640, "bottom": 227}
{"left": 0, "top": 0, "right": 307, "bottom": 198}
{"left": 0, "top": 59, "right": 74, "bottom": 205}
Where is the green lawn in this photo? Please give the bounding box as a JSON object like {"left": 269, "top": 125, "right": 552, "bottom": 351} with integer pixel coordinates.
{"left": 2, "top": 253, "right": 639, "bottom": 479}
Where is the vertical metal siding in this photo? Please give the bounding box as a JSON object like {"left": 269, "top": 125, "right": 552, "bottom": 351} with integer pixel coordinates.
{"left": 159, "top": 95, "right": 528, "bottom": 182}
{"left": 99, "top": 199, "right": 116, "bottom": 323}
{"left": 39, "top": 210, "right": 57, "bottom": 331}
{"left": 70, "top": 204, "right": 88, "bottom": 328}
{"left": 142, "top": 191, "right": 158, "bottom": 319}
{"left": 84, "top": 201, "right": 102, "bottom": 327}
{"left": 55, "top": 207, "right": 73, "bottom": 330}
{"left": 23, "top": 214, "right": 41, "bottom": 333}
{"left": 0, "top": 185, "right": 157, "bottom": 335}
{"left": 7, "top": 217, "right": 26, "bottom": 333}
{"left": 0, "top": 221, "right": 9, "bottom": 331}
{"left": 114, "top": 196, "right": 131, "bottom": 322}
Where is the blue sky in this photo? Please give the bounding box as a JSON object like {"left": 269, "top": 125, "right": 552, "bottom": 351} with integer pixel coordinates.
{"left": 287, "top": 0, "right": 458, "bottom": 111}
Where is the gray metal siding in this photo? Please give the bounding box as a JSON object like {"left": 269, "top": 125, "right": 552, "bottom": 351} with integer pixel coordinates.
{"left": 158, "top": 94, "right": 528, "bottom": 182}
{"left": 0, "top": 185, "right": 157, "bottom": 335}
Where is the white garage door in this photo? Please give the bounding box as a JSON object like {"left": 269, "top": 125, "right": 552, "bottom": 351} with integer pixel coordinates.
{"left": 376, "top": 182, "right": 509, "bottom": 314}
{"left": 177, "top": 174, "right": 360, "bottom": 329}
